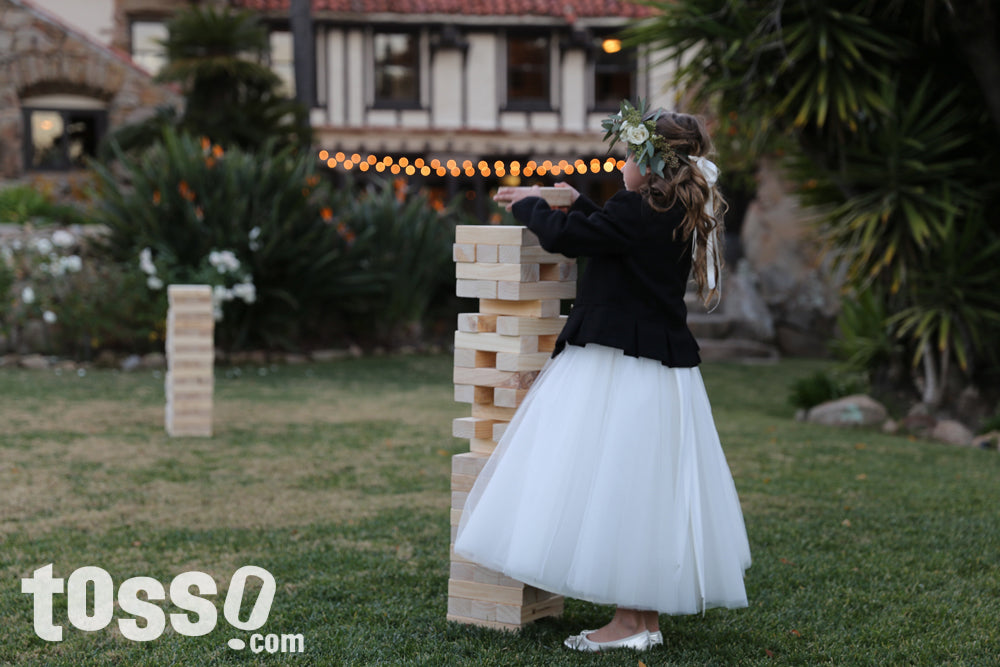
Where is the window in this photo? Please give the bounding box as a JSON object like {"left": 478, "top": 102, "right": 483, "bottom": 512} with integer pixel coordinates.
{"left": 131, "top": 21, "right": 168, "bottom": 75}
{"left": 593, "top": 35, "right": 635, "bottom": 110}
{"left": 374, "top": 31, "right": 420, "bottom": 106}
{"left": 23, "top": 108, "right": 106, "bottom": 171}
{"left": 507, "top": 35, "right": 550, "bottom": 108}
{"left": 269, "top": 30, "right": 296, "bottom": 97}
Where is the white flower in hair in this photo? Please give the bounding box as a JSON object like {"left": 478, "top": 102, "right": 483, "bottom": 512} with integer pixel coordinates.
{"left": 621, "top": 122, "right": 650, "bottom": 145}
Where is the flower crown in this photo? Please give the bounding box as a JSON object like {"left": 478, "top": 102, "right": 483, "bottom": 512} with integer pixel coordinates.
{"left": 601, "top": 98, "right": 680, "bottom": 178}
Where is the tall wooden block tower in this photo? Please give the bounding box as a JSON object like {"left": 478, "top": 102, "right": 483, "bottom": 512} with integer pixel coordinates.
{"left": 448, "top": 224, "right": 576, "bottom": 630}
{"left": 165, "top": 285, "right": 214, "bottom": 437}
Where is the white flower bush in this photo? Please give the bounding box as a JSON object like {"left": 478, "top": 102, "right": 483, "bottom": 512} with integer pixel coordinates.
{"left": 139, "top": 246, "right": 256, "bottom": 322}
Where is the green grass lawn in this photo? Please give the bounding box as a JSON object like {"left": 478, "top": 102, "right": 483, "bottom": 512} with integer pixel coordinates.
{"left": 1, "top": 354, "right": 998, "bottom": 666}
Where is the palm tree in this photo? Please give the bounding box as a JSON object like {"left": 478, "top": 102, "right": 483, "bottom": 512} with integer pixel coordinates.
{"left": 630, "top": 0, "right": 1000, "bottom": 409}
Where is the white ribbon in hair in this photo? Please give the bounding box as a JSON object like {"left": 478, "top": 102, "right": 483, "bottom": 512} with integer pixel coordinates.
{"left": 688, "top": 155, "right": 722, "bottom": 304}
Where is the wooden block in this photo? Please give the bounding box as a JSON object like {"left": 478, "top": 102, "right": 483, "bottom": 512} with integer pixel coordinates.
{"left": 492, "top": 423, "right": 508, "bottom": 441}
{"left": 538, "top": 186, "right": 575, "bottom": 207}
{"left": 450, "top": 507, "right": 463, "bottom": 526}
{"left": 454, "top": 384, "right": 495, "bottom": 404}
{"left": 448, "top": 579, "right": 526, "bottom": 606}
{"left": 452, "top": 452, "right": 489, "bottom": 477}
{"left": 538, "top": 335, "right": 558, "bottom": 353}
{"left": 453, "top": 367, "right": 538, "bottom": 389}
{"left": 457, "top": 313, "right": 498, "bottom": 333}
{"left": 479, "top": 299, "right": 561, "bottom": 318}
{"left": 454, "top": 332, "right": 538, "bottom": 355}
{"left": 456, "top": 279, "right": 497, "bottom": 299}
{"left": 453, "top": 348, "right": 477, "bottom": 368}
{"left": 451, "top": 490, "right": 468, "bottom": 510}
{"left": 475, "top": 244, "right": 499, "bottom": 263}
{"left": 450, "top": 562, "right": 523, "bottom": 588}
{"left": 495, "top": 352, "right": 550, "bottom": 372}
{"left": 497, "top": 280, "right": 576, "bottom": 301}
{"left": 498, "top": 245, "right": 567, "bottom": 264}
{"left": 452, "top": 416, "right": 497, "bottom": 439}
{"left": 471, "top": 403, "right": 518, "bottom": 421}
{"left": 447, "top": 596, "right": 473, "bottom": 618}
{"left": 539, "top": 262, "right": 577, "bottom": 282}
{"left": 456, "top": 263, "right": 539, "bottom": 282}
{"left": 495, "top": 315, "right": 567, "bottom": 336}
{"left": 455, "top": 225, "right": 539, "bottom": 246}
{"left": 453, "top": 243, "right": 476, "bottom": 262}
{"left": 494, "top": 387, "right": 528, "bottom": 408}
{"left": 470, "top": 438, "right": 498, "bottom": 455}
{"left": 451, "top": 473, "right": 478, "bottom": 493}
{"left": 166, "top": 367, "right": 214, "bottom": 380}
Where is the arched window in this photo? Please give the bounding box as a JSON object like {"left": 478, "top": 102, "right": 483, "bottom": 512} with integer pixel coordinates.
{"left": 21, "top": 95, "right": 107, "bottom": 171}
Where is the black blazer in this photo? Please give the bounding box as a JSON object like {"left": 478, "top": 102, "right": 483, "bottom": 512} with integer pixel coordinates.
{"left": 512, "top": 190, "right": 700, "bottom": 367}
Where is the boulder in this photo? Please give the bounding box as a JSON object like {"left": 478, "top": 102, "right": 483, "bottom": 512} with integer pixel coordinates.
{"left": 807, "top": 394, "right": 888, "bottom": 427}
{"left": 930, "top": 420, "right": 974, "bottom": 447}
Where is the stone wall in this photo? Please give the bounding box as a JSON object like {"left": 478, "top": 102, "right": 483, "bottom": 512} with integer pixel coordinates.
{"left": 0, "top": 0, "right": 180, "bottom": 179}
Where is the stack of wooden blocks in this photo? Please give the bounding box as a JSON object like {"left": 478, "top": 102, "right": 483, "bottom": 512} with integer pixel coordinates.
{"left": 165, "top": 285, "right": 214, "bottom": 437}
{"left": 448, "top": 223, "right": 576, "bottom": 630}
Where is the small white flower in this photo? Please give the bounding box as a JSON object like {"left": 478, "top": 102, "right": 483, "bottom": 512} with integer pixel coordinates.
{"left": 51, "top": 230, "right": 76, "bottom": 248}
{"left": 39, "top": 262, "right": 51, "bottom": 274}
{"left": 139, "top": 247, "right": 157, "bottom": 276}
{"left": 212, "top": 284, "right": 234, "bottom": 302}
{"left": 621, "top": 122, "right": 650, "bottom": 145}
{"left": 146, "top": 275, "right": 164, "bottom": 290}
{"left": 209, "top": 249, "right": 241, "bottom": 274}
{"left": 231, "top": 281, "right": 256, "bottom": 304}
{"left": 248, "top": 227, "right": 261, "bottom": 252}
{"left": 212, "top": 306, "right": 224, "bottom": 321}
{"left": 62, "top": 255, "right": 83, "bottom": 273}
{"left": 33, "top": 238, "right": 53, "bottom": 254}
{"left": 42, "top": 310, "right": 57, "bottom": 324}
{"left": 11, "top": 239, "right": 22, "bottom": 250}
{"left": 21, "top": 286, "right": 35, "bottom": 304}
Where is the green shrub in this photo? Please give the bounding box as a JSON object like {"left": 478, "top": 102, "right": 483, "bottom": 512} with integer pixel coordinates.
{"left": 336, "top": 179, "right": 464, "bottom": 344}
{"left": 91, "top": 129, "right": 376, "bottom": 350}
{"left": 0, "top": 186, "right": 88, "bottom": 226}
{"left": 0, "top": 229, "right": 161, "bottom": 358}
{"left": 788, "top": 370, "right": 867, "bottom": 411}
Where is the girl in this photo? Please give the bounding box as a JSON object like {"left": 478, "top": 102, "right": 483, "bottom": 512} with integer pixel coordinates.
{"left": 453, "top": 102, "right": 751, "bottom": 652}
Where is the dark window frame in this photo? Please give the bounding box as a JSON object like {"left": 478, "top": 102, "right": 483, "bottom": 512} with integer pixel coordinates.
{"left": 22, "top": 107, "right": 107, "bottom": 172}
{"left": 591, "top": 31, "right": 637, "bottom": 112}
{"left": 372, "top": 28, "right": 423, "bottom": 110}
{"left": 504, "top": 31, "right": 553, "bottom": 112}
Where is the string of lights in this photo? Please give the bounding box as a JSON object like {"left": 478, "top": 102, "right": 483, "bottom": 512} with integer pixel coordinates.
{"left": 317, "top": 151, "right": 625, "bottom": 178}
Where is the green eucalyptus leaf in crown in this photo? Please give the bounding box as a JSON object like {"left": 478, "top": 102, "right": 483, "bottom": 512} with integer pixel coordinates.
{"left": 601, "top": 98, "right": 680, "bottom": 177}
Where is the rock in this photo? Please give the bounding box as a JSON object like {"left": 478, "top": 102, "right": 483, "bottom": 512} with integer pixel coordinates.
{"left": 807, "top": 394, "right": 888, "bottom": 427}
{"left": 723, "top": 260, "right": 775, "bottom": 342}
{"left": 882, "top": 419, "right": 898, "bottom": 435}
{"left": 775, "top": 324, "right": 832, "bottom": 358}
{"left": 141, "top": 352, "right": 166, "bottom": 369}
{"left": 971, "top": 431, "right": 999, "bottom": 450}
{"left": 120, "top": 354, "right": 142, "bottom": 372}
{"left": 930, "top": 419, "right": 975, "bottom": 447}
{"left": 311, "top": 348, "right": 350, "bottom": 362}
{"left": 94, "top": 349, "right": 118, "bottom": 368}
{"left": 900, "top": 414, "right": 936, "bottom": 437}
{"left": 18, "top": 353, "right": 50, "bottom": 369}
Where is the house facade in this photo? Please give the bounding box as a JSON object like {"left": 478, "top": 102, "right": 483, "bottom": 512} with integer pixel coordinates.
{"left": 7, "top": 0, "right": 682, "bottom": 210}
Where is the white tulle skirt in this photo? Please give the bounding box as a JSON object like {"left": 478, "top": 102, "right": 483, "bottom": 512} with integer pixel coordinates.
{"left": 454, "top": 343, "right": 751, "bottom": 614}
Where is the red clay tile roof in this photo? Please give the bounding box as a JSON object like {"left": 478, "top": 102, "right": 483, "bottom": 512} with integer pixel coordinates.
{"left": 232, "top": 0, "right": 653, "bottom": 19}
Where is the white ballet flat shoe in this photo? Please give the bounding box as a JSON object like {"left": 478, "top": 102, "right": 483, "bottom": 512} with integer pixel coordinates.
{"left": 563, "top": 629, "right": 651, "bottom": 652}
{"left": 649, "top": 630, "right": 663, "bottom": 647}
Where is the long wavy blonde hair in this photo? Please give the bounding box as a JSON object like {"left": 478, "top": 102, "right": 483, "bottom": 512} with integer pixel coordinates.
{"left": 637, "top": 110, "right": 726, "bottom": 307}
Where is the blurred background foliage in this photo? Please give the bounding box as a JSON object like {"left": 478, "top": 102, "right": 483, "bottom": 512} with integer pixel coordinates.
{"left": 632, "top": 0, "right": 1000, "bottom": 409}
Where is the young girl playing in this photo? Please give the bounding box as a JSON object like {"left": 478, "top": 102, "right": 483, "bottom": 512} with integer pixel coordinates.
{"left": 452, "top": 101, "right": 751, "bottom": 652}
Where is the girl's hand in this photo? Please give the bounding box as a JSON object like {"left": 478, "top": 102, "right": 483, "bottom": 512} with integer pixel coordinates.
{"left": 493, "top": 185, "right": 541, "bottom": 211}
{"left": 552, "top": 182, "right": 580, "bottom": 207}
